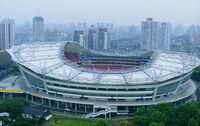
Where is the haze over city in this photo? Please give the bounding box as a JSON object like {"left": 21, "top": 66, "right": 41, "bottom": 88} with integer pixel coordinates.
{"left": 0, "top": 0, "right": 200, "bottom": 26}
{"left": 0, "top": 0, "right": 200, "bottom": 126}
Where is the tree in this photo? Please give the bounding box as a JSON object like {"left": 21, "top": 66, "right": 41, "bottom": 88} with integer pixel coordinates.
{"left": 120, "top": 119, "right": 128, "bottom": 126}
{"left": 120, "top": 121, "right": 126, "bottom": 126}
{"left": 149, "top": 122, "right": 165, "bottom": 126}
{"left": 132, "top": 103, "right": 175, "bottom": 126}
{"left": 196, "top": 116, "right": 200, "bottom": 126}
{"left": 0, "top": 99, "right": 28, "bottom": 120}
{"left": 37, "top": 117, "right": 46, "bottom": 125}
{"left": 191, "top": 66, "right": 200, "bottom": 82}
{"left": 132, "top": 115, "right": 147, "bottom": 126}
{"left": 11, "top": 117, "right": 33, "bottom": 126}
{"left": 174, "top": 103, "right": 199, "bottom": 126}
{"left": 188, "top": 118, "right": 198, "bottom": 126}
{"left": 95, "top": 119, "right": 111, "bottom": 126}
{"left": 131, "top": 103, "right": 200, "bottom": 126}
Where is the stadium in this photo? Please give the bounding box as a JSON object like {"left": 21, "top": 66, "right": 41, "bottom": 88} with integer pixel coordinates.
{"left": 2, "top": 41, "right": 200, "bottom": 118}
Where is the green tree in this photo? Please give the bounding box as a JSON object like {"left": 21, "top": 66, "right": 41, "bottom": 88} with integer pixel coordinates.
{"left": 191, "top": 66, "right": 200, "bottom": 82}
{"left": 131, "top": 103, "right": 200, "bottom": 126}
{"left": 148, "top": 104, "right": 175, "bottom": 125}
{"left": 149, "top": 122, "right": 165, "bottom": 126}
{"left": 174, "top": 103, "right": 199, "bottom": 126}
{"left": 120, "top": 119, "right": 128, "bottom": 126}
{"left": 11, "top": 117, "right": 33, "bottom": 126}
{"left": 188, "top": 118, "right": 198, "bottom": 126}
{"left": 37, "top": 117, "right": 46, "bottom": 125}
{"left": 132, "top": 115, "right": 147, "bottom": 126}
{"left": 150, "top": 111, "right": 165, "bottom": 122}
{"left": 0, "top": 99, "right": 28, "bottom": 120}
{"left": 95, "top": 119, "right": 111, "bottom": 126}
{"left": 196, "top": 116, "right": 200, "bottom": 126}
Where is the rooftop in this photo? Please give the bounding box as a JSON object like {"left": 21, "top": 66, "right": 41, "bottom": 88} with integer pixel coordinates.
{"left": 7, "top": 41, "right": 200, "bottom": 85}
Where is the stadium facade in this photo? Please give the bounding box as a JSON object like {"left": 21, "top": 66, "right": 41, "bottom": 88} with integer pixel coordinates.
{"left": 4, "top": 42, "right": 200, "bottom": 118}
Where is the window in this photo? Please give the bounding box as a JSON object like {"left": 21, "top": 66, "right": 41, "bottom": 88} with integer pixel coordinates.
{"left": 157, "top": 81, "right": 179, "bottom": 95}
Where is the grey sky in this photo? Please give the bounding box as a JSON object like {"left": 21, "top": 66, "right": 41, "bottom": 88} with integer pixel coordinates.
{"left": 0, "top": 0, "right": 200, "bottom": 26}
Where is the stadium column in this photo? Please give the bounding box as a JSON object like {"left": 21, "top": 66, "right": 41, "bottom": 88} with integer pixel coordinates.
{"left": 85, "top": 105, "right": 87, "bottom": 113}
{"left": 26, "top": 93, "right": 28, "bottom": 100}
{"left": 65, "top": 102, "right": 67, "bottom": 109}
{"left": 3, "top": 93, "right": 5, "bottom": 99}
{"left": 93, "top": 106, "right": 95, "bottom": 113}
{"left": 41, "top": 98, "right": 44, "bottom": 105}
{"left": 174, "top": 101, "right": 176, "bottom": 106}
{"left": 180, "top": 99, "right": 183, "bottom": 104}
{"left": 109, "top": 112, "right": 111, "bottom": 119}
{"left": 18, "top": 66, "right": 31, "bottom": 88}
{"left": 48, "top": 99, "right": 51, "bottom": 107}
{"left": 193, "top": 94, "right": 197, "bottom": 101}
{"left": 31, "top": 95, "right": 34, "bottom": 102}
{"left": 75, "top": 104, "right": 77, "bottom": 111}
{"left": 57, "top": 101, "right": 59, "bottom": 109}
{"left": 174, "top": 80, "right": 183, "bottom": 94}
{"left": 43, "top": 81, "right": 48, "bottom": 93}
{"left": 10, "top": 93, "right": 13, "bottom": 99}
{"left": 153, "top": 87, "right": 158, "bottom": 100}
{"left": 136, "top": 106, "right": 139, "bottom": 111}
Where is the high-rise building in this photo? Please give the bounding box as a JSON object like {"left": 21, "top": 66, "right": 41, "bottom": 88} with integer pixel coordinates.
{"left": 98, "top": 28, "right": 110, "bottom": 50}
{"left": 45, "top": 29, "right": 61, "bottom": 42}
{"left": 0, "top": 19, "right": 15, "bottom": 50}
{"left": 73, "top": 30, "right": 85, "bottom": 46}
{"left": 33, "top": 16, "right": 44, "bottom": 41}
{"left": 15, "top": 21, "right": 31, "bottom": 44}
{"left": 159, "top": 22, "right": 171, "bottom": 51}
{"left": 86, "top": 25, "right": 111, "bottom": 50}
{"left": 193, "top": 34, "right": 200, "bottom": 48}
{"left": 82, "top": 22, "right": 88, "bottom": 31}
{"left": 88, "top": 25, "right": 98, "bottom": 50}
{"left": 141, "top": 18, "right": 171, "bottom": 51}
{"left": 141, "top": 18, "right": 159, "bottom": 51}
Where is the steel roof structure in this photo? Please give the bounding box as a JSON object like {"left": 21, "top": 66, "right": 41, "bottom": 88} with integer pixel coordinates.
{"left": 7, "top": 41, "right": 200, "bottom": 85}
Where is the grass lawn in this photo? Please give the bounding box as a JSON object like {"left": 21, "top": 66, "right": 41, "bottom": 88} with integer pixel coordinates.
{"left": 50, "top": 118, "right": 96, "bottom": 126}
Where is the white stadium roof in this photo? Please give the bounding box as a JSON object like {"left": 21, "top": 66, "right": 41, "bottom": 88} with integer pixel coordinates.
{"left": 7, "top": 42, "right": 200, "bottom": 85}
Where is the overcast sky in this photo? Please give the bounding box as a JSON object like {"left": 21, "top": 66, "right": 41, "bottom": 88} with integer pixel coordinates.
{"left": 0, "top": 0, "right": 200, "bottom": 26}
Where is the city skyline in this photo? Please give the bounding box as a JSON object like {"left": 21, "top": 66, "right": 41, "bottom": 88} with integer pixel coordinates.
{"left": 0, "top": 0, "right": 200, "bottom": 26}
{"left": 0, "top": 0, "right": 200, "bottom": 125}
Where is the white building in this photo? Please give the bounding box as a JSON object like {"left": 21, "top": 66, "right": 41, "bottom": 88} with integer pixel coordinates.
{"left": 88, "top": 25, "right": 98, "bottom": 50}
{"left": 193, "top": 34, "right": 200, "bottom": 48}
{"left": 141, "top": 18, "right": 171, "bottom": 51}
{"left": 159, "top": 22, "right": 171, "bottom": 51}
{"left": 142, "top": 18, "right": 159, "bottom": 51}
{"left": 98, "top": 28, "right": 110, "bottom": 50}
{"left": 0, "top": 19, "right": 15, "bottom": 50}
{"left": 22, "top": 107, "right": 52, "bottom": 120}
{"left": 73, "top": 30, "right": 85, "bottom": 47}
{"left": 87, "top": 26, "right": 110, "bottom": 51}
{"left": 33, "top": 16, "right": 44, "bottom": 41}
